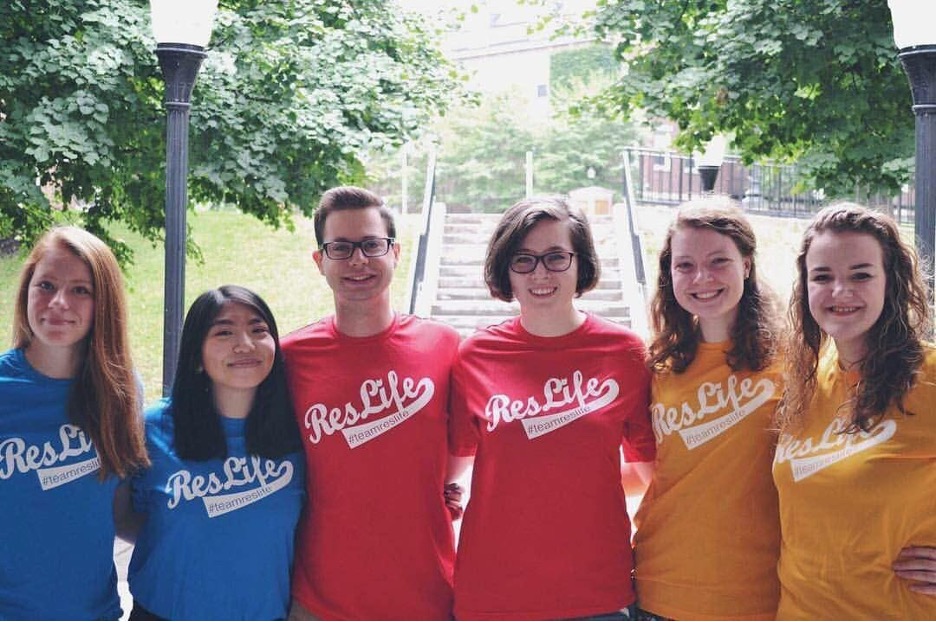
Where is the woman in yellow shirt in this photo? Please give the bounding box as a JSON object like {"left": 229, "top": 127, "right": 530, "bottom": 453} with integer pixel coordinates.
{"left": 775, "top": 202, "right": 936, "bottom": 619}
{"left": 634, "top": 198, "right": 783, "bottom": 620}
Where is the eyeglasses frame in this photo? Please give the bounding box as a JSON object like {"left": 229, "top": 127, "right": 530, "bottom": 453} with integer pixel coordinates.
{"left": 508, "top": 251, "right": 576, "bottom": 274}
{"left": 319, "top": 237, "right": 396, "bottom": 260}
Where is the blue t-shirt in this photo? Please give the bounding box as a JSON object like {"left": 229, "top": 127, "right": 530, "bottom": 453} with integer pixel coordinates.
{"left": 129, "top": 399, "right": 305, "bottom": 620}
{"left": 0, "top": 348, "right": 122, "bottom": 620}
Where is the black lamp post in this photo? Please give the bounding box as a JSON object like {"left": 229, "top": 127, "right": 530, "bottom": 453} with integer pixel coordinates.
{"left": 697, "top": 135, "right": 727, "bottom": 195}
{"left": 888, "top": 0, "right": 936, "bottom": 305}
{"left": 150, "top": 0, "right": 218, "bottom": 395}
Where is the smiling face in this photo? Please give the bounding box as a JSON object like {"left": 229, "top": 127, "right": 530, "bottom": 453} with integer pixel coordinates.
{"left": 669, "top": 226, "right": 751, "bottom": 342}
{"left": 26, "top": 243, "right": 95, "bottom": 354}
{"left": 313, "top": 206, "right": 400, "bottom": 309}
{"left": 805, "top": 230, "right": 886, "bottom": 365}
{"left": 201, "top": 301, "right": 276, "bottom": 400}
{"left": 508, "top": 218, "right": 579, "bottom": 317}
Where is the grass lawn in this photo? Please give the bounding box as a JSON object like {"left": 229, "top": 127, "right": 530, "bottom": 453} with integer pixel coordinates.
{"left": 1, "top": 208, "right": 419, "bottom": 401}
{"left": 1, "top": 203, "right": 817, "bottom": 402}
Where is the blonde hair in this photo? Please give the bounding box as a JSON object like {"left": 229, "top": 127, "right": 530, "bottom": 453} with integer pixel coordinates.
{"left": 14, "top": 226, "right": 149, "bottom": 477}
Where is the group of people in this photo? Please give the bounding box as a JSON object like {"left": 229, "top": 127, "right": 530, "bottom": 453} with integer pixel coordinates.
{"left": 1, "top": 185, "right": 934, "bottom": 621}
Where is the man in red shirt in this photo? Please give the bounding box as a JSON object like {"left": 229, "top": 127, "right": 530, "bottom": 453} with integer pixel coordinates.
{"left": 282, "top": 186, "right": 460, "bottom": 620}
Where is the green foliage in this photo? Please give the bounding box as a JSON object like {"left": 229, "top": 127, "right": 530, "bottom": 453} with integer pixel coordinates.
{"left": 0, "top": 0, "right": 466, "bottom": 259}
{"left": 405, "top": 71, "right": 639, "bottom": 213}
{"left": 550, "top": 43, "right": 617, "bottom": 93}
{"left": 591, "top": 0, "right": 915, "bottom": 196}
{"left": 434, "top": 92, "right": 537, "bottom": 212}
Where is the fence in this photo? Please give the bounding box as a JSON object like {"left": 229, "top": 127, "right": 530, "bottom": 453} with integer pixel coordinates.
{"left": 624, "top": 148, "right": 916, "bottom": 224}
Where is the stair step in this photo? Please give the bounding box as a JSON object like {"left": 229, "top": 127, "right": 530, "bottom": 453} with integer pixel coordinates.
{"left": 432, "top": 299, "right": 634, "bottom": 316}
{"left": 443, "top": 223, "right": 616, "bottom": 239}
{"left": 436, "top": 276, "right": 625, "bottom": 290}
{"left": 438, "top": 254, "right": 622, "bottom": 268}
{"left": 435, "top": 288, "right": 626, "bottom": 301}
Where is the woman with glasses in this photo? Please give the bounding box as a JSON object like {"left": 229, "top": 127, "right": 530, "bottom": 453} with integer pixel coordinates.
{"left": 448, "top": 196, "right": 655, "bottom": 620}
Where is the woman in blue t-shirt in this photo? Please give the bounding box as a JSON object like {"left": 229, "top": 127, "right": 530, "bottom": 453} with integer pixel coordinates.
{"left": 0, "top": 226, "right": 149, "bottom": 620}
{"left": 119, "top": 285, "right": 305, "bottom": 620}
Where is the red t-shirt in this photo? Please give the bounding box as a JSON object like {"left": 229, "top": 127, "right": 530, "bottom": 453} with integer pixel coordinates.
{"left": 449, "top": 314, "right": 654, "bottom": 620}
{"left": 282, "top": 314, "right": 460, "bottom": 620}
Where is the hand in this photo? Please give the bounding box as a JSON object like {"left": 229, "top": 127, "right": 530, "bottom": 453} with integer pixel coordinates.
{"left": 444, "top": 482, "right": 464, "bottom": 522}
{"left": 894, "top": 546, "right": 936, "bottom": 595}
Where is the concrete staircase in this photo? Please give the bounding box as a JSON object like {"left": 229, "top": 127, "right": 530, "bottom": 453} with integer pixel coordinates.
{"left": 416, "top": 205, "right": 648, "bottom": 338}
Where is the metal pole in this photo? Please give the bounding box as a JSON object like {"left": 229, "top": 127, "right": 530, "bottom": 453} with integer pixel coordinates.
{"left": 898, "top": 45, "right": 936, "bottom": 310}
{"left": 698, "top": 165, "right": 720, "bottom": 194}
{"left": 156, "top": 43, "right": 206, "bottom": 395}
{"left": 401, "top": 147, "right": 408, "bottom": 215}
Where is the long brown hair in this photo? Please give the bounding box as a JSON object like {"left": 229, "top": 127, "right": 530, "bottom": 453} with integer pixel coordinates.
{"left": 778, "top": 203, "right": 930, "bottom": 433}
{"left": 648, "top": 198, "right": 780, "bottom": 373}
{"left": 13, "top": 226, "right": 149, "bottom": 478}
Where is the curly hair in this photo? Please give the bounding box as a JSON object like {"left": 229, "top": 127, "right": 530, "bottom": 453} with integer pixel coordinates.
{"left": 648, "top": 198, "right": 780, "bottom": 374}
{"left": 778, "top": 202, "right": 931, "bottom": 433}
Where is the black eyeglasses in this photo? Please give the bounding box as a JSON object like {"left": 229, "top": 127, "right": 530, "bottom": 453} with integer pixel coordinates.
{"left": 320, "top": 237, "right": 395, "bottom": 260}
{"left": 509, "top": 251, "right": 576, "bottom": 274}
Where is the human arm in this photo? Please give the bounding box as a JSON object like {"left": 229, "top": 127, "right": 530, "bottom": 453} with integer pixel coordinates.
{"left": 894, "top": 546, "right": 936, "bottom": 595}
{"left": 620, "top": 459, "right": 654, "bottom": 498}
{"left": 444, "top": 454, "right": 474, "bottom": 521}
{"left": 113, "top": 479, "right": 146, "bottom": 544}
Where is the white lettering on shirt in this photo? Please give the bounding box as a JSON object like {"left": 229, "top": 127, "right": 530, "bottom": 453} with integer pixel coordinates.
{"left": 0, "top": 424, "right": 100, "bottom": 489}
{"left": 774, "top": 413, "right": 896, "bottom": 482}
{"left": 484, "top": 370, "right": 620, "bottom": 439}
{"left": 651, "top": 375, "right": 775, "bottom": 449}
{"left": 301, "top": 371, "right": 435, "bottom": 448}
{"left": 165, "top": 456, "right": 294, "bottom": 517}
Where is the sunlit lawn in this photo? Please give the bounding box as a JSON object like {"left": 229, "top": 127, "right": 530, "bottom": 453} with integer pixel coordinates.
{"left": 0, "top": 208, "right": 418, "bottom": 402}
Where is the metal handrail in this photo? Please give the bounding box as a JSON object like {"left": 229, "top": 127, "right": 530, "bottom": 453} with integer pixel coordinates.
{"left": 406, "top": 148, "right": 438, "bottom": 314}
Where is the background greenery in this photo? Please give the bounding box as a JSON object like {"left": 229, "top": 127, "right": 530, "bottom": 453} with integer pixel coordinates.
{"left": 0, "top": 0, "right": 466, "bottom": 261}
{"left": 0, "top": 209, "right": 418, "bottom": 402}
{"left": 587, "top": 0, "right": 914, "bottom": 199}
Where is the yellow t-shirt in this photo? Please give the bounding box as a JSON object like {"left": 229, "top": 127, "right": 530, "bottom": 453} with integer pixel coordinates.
{"left": 634, "top": 341, "right": 782, "bottom": 620}
{"left": 773, "top": 343, "right": 936, "bottom": 620}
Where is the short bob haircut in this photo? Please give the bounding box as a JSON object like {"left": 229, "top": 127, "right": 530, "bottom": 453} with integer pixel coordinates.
{"left": 169, "top": 285, "right": 301, "bottom": 461}
{"left": 484, "top": 196, "right": 600, "bottom": 303}
{"left": 313, "top": 185, "right": 396, "bottom": 246}
{"left": 13, "top": 225, "right": 148, "bottom": 479}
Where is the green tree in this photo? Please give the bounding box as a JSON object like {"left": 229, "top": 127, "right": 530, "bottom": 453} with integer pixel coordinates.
{"left": 0, "top": 0, "right": 465, "bottom": 260}
{"left": 434, "top": 91, "right": 537, "bottom": 212}
{"left": 536, "top": 73, "right": 641, "bottom": 194}
{"left": 590, "top": 0, "right": 914, "bottom": 197}
{"left": 412, "top": 62, "right": 638, "bottom": 212}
